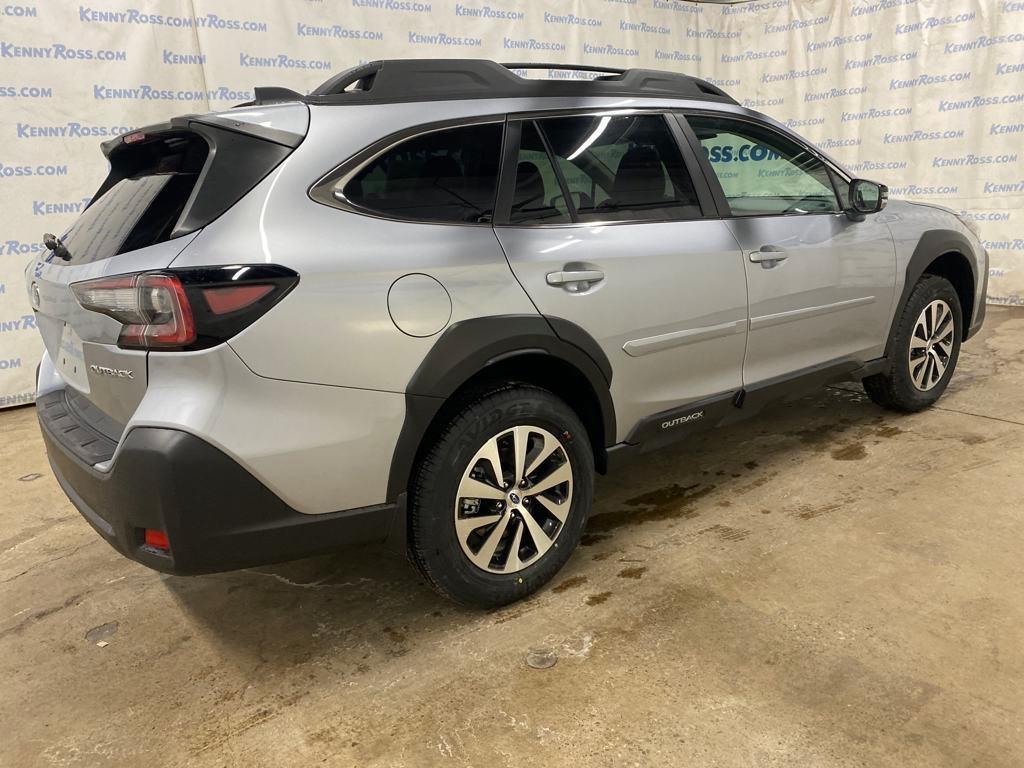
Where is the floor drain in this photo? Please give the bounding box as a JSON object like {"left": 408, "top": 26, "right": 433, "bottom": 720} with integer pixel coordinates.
{"left": 525, "top": 648, "right": 557, "bottom": 670}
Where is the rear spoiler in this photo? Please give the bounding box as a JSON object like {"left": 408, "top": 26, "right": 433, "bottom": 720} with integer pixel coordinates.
{"left": 101, "top": 107, "right": 306, "bottom": 158}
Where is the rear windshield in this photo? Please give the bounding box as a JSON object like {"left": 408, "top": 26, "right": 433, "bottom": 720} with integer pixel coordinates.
{"left": 60, "top": 134, "right": 208, "bottom": 265}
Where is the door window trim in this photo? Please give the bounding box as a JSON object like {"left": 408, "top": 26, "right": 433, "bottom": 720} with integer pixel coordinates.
{"left": 308, "top": 114, "right": 507, "bottom": 227}
{"left": 493, "top": 108, "right": 717, "bottom": 229}
{"left": 676, "top": 109, "right": 851, "bottom": 221}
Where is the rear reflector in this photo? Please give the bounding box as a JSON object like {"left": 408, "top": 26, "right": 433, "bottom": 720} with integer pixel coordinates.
{"left": 144, "top": 529, "right": 170, "bottom": 550}
{"left": 202, "top": 284, "right": 274, "bottom": 315}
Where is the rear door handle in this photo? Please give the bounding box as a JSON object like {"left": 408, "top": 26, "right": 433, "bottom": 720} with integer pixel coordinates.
{"left": 748, "top": 246, "right": 788, "bottom": 265}
{"left": 546, "top": 269, "right": 605, "bottom": 292}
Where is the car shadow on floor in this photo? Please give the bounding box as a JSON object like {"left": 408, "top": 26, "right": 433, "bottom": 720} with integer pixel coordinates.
{"left": 159, "top": 382, "right": 896, "bottom": 668}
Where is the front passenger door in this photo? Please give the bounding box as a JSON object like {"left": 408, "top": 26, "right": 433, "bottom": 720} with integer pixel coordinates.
{"left": 685, "top": 113, "right": 896, "bottom": 387}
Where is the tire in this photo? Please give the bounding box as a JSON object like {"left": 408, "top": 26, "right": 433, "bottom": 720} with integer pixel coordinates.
{"left": 863, "top": 274, "right": 962, "bottom": 412}
{"left": 409, "top": 385, "right": 594, "bottom": 608}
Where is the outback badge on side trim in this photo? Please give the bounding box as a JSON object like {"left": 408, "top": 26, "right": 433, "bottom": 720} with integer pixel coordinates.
{"left": 662, "top": 410, "right": 705, "bottom": 429}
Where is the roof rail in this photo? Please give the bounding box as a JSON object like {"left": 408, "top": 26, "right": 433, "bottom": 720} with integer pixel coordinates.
{"left": 293, "top": 59, "right": 735, "bottom": 106}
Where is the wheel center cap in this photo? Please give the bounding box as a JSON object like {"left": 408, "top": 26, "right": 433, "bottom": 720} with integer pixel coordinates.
{"left": 508, "top": 492, "right": 521, "bottom": 505}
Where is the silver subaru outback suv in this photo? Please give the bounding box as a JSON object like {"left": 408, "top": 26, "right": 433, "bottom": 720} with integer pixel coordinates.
{"left": 26, "top": 60, "right": 987, "bottom": 607}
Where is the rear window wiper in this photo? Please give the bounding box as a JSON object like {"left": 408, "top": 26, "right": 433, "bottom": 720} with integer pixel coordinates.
{"left": 42, "top": 233, "right": 71, "bottom": 261}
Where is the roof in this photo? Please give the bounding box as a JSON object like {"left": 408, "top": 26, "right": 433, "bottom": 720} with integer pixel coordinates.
{"left": 243, "top": 59, "right": 738, "bottom": 107}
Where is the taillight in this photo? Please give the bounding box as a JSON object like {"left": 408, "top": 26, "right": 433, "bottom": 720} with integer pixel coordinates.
{"left": 71, "top": 265, "right": 298, "bottom": 351}
{"left": 72, "top": 273, "right": 196, "bottom": 349}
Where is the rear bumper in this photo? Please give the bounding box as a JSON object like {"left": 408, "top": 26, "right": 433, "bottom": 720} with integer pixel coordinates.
{"left": 38, "top": 391, "right": 403, "bottom": 575}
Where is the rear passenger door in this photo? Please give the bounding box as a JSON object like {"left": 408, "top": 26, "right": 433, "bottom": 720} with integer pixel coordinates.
{"left": 493, "top": 111, "right": 748, "bottom": 444}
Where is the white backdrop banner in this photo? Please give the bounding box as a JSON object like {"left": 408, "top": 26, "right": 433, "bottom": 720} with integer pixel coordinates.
{"left": 0, "top": 0, "right": 1021, "bottom": 406}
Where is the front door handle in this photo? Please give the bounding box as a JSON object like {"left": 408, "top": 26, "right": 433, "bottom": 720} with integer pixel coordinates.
{"left": 748, "top": 245, "right": 788, "bottom": 266}
{"left": 546, "top": 269, "right": 605, "bottom": 292}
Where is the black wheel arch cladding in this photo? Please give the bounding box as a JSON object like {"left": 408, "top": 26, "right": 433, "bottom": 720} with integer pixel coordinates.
{"left": 893, "top": 229, "right": 979, "bottom": 348}
{"left": 386, "top": 315, "right": 615, "bottom": 503}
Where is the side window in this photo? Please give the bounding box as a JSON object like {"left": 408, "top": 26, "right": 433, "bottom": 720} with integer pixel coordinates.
{"left": 509, "top": 122, "right": 570, "bottom": 225}
{"left": 343, "top": 123, "right": 502, "bottom": 223}
{"left": 686, "top": 114, "right": 840, "bottom": 216}
{"left": 533, "top": 113, "right": 701, "bottom": 223}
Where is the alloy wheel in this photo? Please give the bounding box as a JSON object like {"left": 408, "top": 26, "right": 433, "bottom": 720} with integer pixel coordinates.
{"left": 454, "top": 425, "right": 573, "bottom": 574}
{"left": 909, "top": 299, "right": 955, "bottom": 391}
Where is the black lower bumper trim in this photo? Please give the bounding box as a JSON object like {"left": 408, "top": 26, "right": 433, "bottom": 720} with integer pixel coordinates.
{"left": 40, "top": 413, "right": 401, "bottom": 575}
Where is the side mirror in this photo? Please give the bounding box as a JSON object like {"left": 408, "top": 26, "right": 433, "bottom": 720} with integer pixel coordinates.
{"left": 847, "top": 179, "right": 888, "bottom": 220}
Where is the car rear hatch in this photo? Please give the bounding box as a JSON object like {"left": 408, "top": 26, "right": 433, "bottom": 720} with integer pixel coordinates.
{"left": 27, "top": 103, "right": 308, "bottom": 454}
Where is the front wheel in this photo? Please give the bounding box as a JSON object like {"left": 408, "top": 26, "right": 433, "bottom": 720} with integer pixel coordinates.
{"left": 409, "top": 385, "right": 594, "bottom": 608}
{"left": 863, "top": 274, "right": 962, "bottom": 412}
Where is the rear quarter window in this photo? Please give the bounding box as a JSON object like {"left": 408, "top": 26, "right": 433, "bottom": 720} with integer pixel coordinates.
{"left": 341, "top": 122, "right": 503, "bottom": 224}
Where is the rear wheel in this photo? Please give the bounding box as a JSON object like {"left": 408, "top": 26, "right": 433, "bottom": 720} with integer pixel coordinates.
{"left": 863, "top": 274, "right": 962, "bottom": 412}
{"left": 409, "top": 385, "right": 593, "bottom": 608}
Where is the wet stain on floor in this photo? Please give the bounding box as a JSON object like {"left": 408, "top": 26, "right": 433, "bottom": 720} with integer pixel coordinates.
{"left": 876, "top": 425, "right": 905, "bottom": 438}
{"left": 551, "top": 575, "right": 588, "bottom": 593}
{"left": 617, "top": 566, "right": 648, "bottom": 580}
{"left": 585, "top": 592, "right": 613, "bottom": 606}
{"left": 586, "top": 484, "right": 715, "bottom": 534}
{"left": 832, "top": 443, "right": 867, "bottom": 461}
{"left": 794, "top": 502, "right": 845, "bottom": 521}
{"left": 700, "top": 524, "right": 751, "bottom": 542}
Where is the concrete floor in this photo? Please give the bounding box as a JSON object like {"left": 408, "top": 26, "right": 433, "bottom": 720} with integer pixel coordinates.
{"left": 3, "top": 307, "right": 1024, "bottom": 767}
